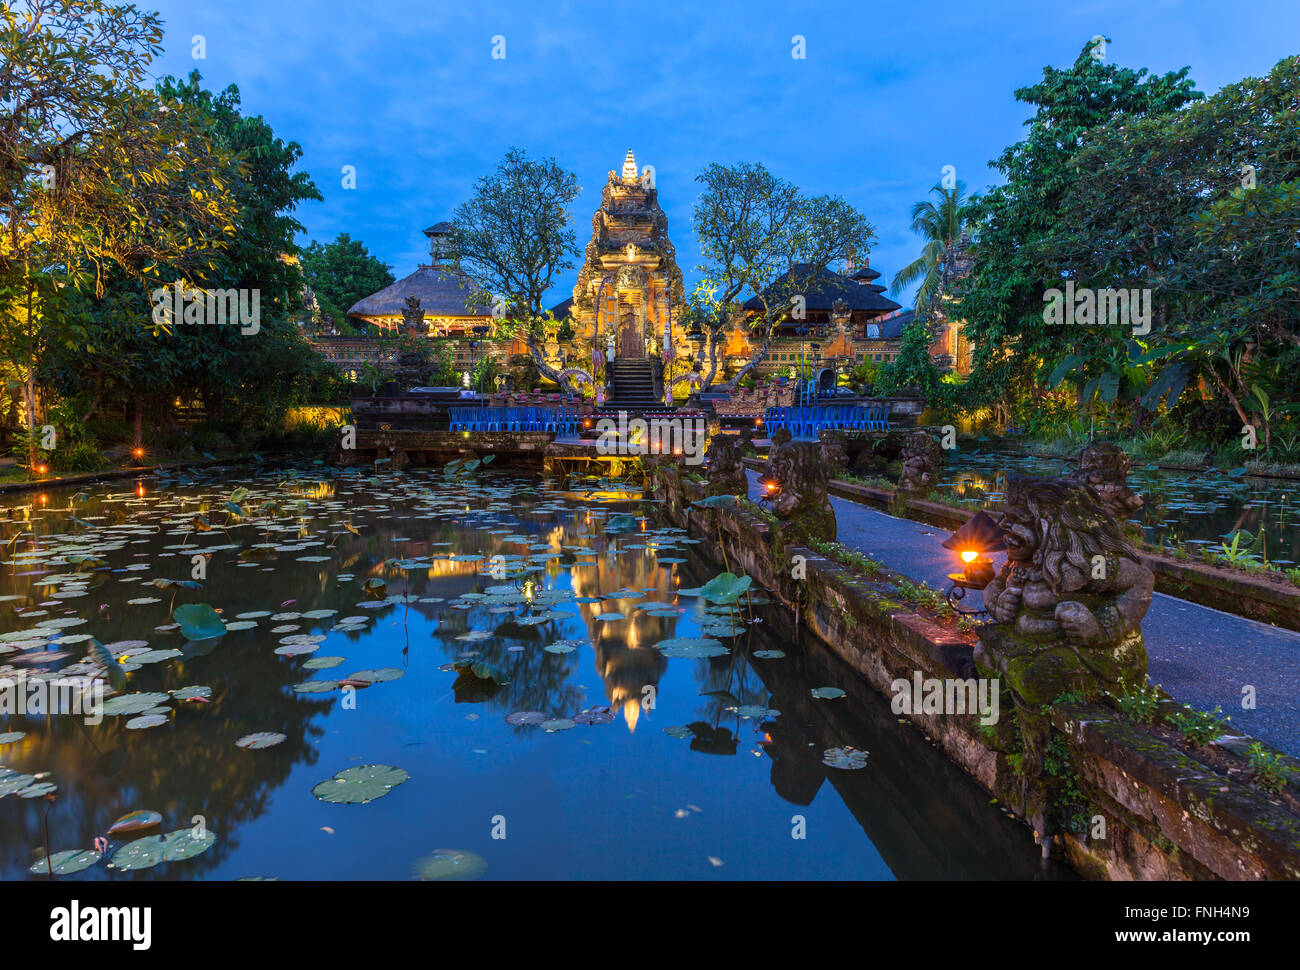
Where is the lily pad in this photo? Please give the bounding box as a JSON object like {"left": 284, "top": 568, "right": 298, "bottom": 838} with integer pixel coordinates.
{"left": 125, "top": 713, "right": 169, "bottom": 730}
{"left": 810, "top": 687, "right": 846, "bottom": 700}
{"left": 172, "top": 603, "right": 226, "bottom": 640}
{"left": 236, "top": 732, "right": 286, "bottom": 749}
{"left": 108, "top": 810, "right": 163, "bottom": 836}
{"left": 504, "top": 711, "right": 549, "bottom": 726}
{"left": 822, "top": 746, "right": 869, "bottom": 770}
{"left": 102, "top": 692, "right": 171, "bottom": 716}
{"left": 656, "top": 637, "right": 728, "bottom": 659}
{"left": 413, "top": 848, "right": 486, "bottom": 881}
{"left": 345, "top": 668, "right": 404, "bottom": 684}
{"left": 312, "top": 764, "right": 409, "bottom": 804}
{"left": 111, "top": 828, "right": 216, "bottom": 871}
{"left": 29, "top": 848, "right": 102, "bottom": 876}
{"left": 302, "top": 656, "right": 345, "bottom": 670}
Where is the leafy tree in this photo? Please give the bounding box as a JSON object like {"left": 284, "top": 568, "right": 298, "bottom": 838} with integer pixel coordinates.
{"left": 40, "top": 70, "right": 322, "bottom": 446}
{"left": 300, "top": 233, "right": 394, "bottom": 334}
{"left": 958, "top": 38, "right": 1201, "bottom": 425}
{"left": 1053, "top": 54, "right": 1300, "bottom": 449}
{"left": 0, "top": 2, "right": 238, "bottom": 463}
{"left": 692, "top": 161, "right": 875, "bottom": 388}
{"left": 451, "top": 147, "right": 581, "bottom": 387}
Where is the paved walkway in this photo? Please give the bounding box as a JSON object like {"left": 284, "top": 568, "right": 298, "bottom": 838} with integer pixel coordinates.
{"left": 746, "top": 470, "right": 1300, "bottom": 756}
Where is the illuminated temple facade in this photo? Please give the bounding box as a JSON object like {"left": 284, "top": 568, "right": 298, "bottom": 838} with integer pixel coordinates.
{"left": 548, "top": 150, "right": 690, "bottom": 368}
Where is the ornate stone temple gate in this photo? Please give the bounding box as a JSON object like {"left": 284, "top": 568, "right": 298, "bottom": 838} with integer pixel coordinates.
{"left": 559, "top": 151, "right": 690, "bottom": 400}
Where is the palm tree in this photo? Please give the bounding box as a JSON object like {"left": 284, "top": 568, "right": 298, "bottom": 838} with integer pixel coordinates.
{"left": 890, "top": 180, "right": 975, "bottom": 335}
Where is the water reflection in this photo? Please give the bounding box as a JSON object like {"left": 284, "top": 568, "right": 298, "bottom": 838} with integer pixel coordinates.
{"left": 0, "top": 466, "right": 1059, "bottom": 880}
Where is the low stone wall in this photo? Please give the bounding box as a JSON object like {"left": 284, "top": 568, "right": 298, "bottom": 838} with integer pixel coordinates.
{"left": 646, "top": 455, "right": 1300, "bottom": 880}
{"left": 752, "top": 460, "right": 1300, "bottom": 634}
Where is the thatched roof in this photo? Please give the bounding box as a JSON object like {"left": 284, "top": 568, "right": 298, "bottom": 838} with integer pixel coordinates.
{"left": 347, "top": 265, "right": 490, "bottom": 319}
{"left": 742, "top": 264, "right": 902, "bottom": 314}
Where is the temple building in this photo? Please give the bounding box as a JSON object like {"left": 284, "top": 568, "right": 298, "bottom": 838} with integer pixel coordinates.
{"left": 737, "top": 257, "right": 903, "bottom": 377}
{"left": 316, "top": 155, "right": 971, "bottom": 392}
{"left": 549, "top": 150, "right": 688, "bottom": 364}
{"left": 312, "top": 223, "right": 525, "bottom": 381}
{"left": 346, "top": 223, "right": 496, "bottom": 337}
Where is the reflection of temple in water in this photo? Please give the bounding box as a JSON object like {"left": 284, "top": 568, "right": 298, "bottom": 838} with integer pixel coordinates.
{"left": 569, "top": 535, "right": 676, "bottom": 731}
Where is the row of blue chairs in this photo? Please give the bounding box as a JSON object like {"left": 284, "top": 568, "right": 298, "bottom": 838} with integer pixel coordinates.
{"left": 449, "top": 406, "right": 581, "bottom": 437}
{"left": 763, "top": 404, "right": 890, "bottom": 438}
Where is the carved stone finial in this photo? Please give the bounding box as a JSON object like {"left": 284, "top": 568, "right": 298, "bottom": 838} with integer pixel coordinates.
{"left": 704, "top": 435, "right": 747, "bottom": 497}
{"left": 897, "top": 429, "right": 943, "bottom": 494}
{"left": 1071, "top": 441, "right": 1143, "bottom": 525}
{"left": 765, "top": 440, "right": 836, "bottom": 544}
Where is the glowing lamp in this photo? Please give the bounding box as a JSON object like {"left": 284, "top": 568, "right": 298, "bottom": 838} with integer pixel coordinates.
{"left": 942, "top": 511, "right": 1005, "bottom": 593}
{"left": 757, "top": 473, "right": 781, "bottom": 502}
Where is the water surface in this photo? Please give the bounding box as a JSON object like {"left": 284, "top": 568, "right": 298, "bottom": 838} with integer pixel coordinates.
{"left": 0, "top": 466, "right": 1060, "bottom": 880}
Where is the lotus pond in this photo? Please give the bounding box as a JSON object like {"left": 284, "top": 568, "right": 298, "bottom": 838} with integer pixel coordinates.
{"left": 0, "top": 465, "right": 1061, "bottom": 880}
{"left": 940, "top": 446, "right": 1300, "bottom": 566}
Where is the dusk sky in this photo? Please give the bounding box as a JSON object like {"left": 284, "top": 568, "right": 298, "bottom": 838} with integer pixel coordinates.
{"left": 144, "top": 0, "right": 1300, "bottom": 308}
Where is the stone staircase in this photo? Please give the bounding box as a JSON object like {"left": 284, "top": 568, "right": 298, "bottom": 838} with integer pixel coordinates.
{"left": 605, "top": 358, "right": 660, "bottom": 409}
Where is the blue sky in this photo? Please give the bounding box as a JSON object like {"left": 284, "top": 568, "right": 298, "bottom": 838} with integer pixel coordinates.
{"left": 145, "top": 0, "right": 1299, "bottom": 309}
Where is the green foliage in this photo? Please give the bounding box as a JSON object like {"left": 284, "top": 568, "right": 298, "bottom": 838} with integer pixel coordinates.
{"left": 1165, "top": 704, "right": 1230, "bottom": 746}
{"left": 875, "top": 321, "right": 941, "bottom": 397}
{"left": 1245, "top": 743, "right": 1294, "bottom": 795}
{"left": 1212, "top": 529, "right": 1266, "bottom": 567}
{"left": 690, "top": 161, "right": 876, "bottom": 388}
{"left": 890, "top": 179, "right": 976, "bottom": 319}
{"left": 1113, "top": 679, "right": 1163, "bottom": 724}
{"left": 807, "top": 537, "right": 885, "bottom": 577}
{"left": 1044, "top": 733, "right": 1091, "bottom": 834}
{"left": 958, "top": 38, "right": 1201, "bottom": 422}
{"left": 300, "top": 234, "right": 394, "bottom": 333}
{"left": 38, "top": 70, "right": 323, "bottom": 442}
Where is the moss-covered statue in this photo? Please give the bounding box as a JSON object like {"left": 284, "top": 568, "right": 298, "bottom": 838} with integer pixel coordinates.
{"left": 704, "top": 434, "right": 748, "bottom": 497}
{"left": 897, "top": 429, "right": 943, "bottom": 494}
{"left": 976, "top": 476, "right": 1153, "bottom": 826}
{"left": 1070, "top": 441, "right": 1143, "bottom": 537}
{"left": 766, "top": 439, "right": 836, "bottom": 544}
{"left": 819, "top": 431, "right": 849, "bottom": 476}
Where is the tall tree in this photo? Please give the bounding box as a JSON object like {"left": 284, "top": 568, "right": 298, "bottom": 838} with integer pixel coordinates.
{"left": 957, "top": 37, "right": 1201, "bottom": 424}
{"left": 692, "top": 161, "right": 875, "bottom": 388}
{"left": 0, "top": 1, "right": 237, "bottom": 464}
{"left": 889, "top": 179, "right": 974, "bottom": 334}
{"left": 1051, "top": 54, "right": 1300, "bottom": 448}
{"left": 300, "top": 233, "right": 394, "bottom": 334}
{"left": 451, "top": 147, "right": 581, "bottom": 388}
{"left": 41, "top": 71, "right": 322, "bottom": 445}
